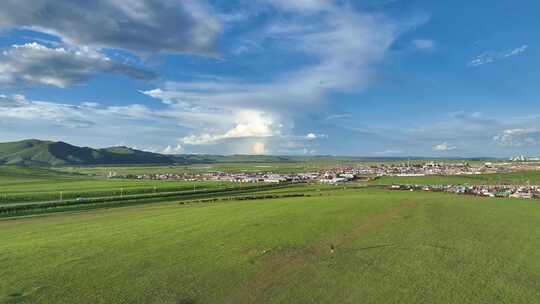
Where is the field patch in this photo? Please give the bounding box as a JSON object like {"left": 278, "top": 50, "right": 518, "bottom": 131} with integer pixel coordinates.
{"left": 2, "top": 189, "right": 540, "bottom": 303}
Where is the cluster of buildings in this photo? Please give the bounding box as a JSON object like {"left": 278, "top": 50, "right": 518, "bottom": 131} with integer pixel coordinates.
{"left": 114, "top": 161, "right": 540, "bottom": 187}
{"left": 352, "top": 162, "right": 481, "bottom": 176}
{"left": 389, "top": 184, "right": 540, "bottom": 200}
{"left": 351, "top": 161, "right": 519, "bottom": 176}
{"left": 129, "top": 172, "right": 306, "bottom": 183}
{"left": 128, "top": 171, "right": 356, "bottom": 184}
{"left": 126, "top": 162, "right": 491, "bottom": 184}
{"left": 510, "top": 155, "right": 540, "bottom": 162}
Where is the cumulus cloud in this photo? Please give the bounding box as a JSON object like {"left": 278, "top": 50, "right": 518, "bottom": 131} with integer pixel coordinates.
{"left": 432, "top": 142, "right": 457, "bottom": 151}
{"left": 468, "top": 45, "right": 528, "bottom": 67}
{"left": 0, "top": 0, "right": 222, "bottom": 55}
{"left": 162, "top": 144, "right": 183, "bottom": 155}
{"left": 493, "top": 129, "right": 540, "bottom": 147}
{"left": 141, "top": 1, "right": 417, "bottom": 153}
{"left": 0, "top": 42, "right": 155, "bottom": 87}
{"left": 0, "top": 1, "right": 430, "bottom": 155}
{"left": 181, "top": 110, "right": 281, "bottom": 145}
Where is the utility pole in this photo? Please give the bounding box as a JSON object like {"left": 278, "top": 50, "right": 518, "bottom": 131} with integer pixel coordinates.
{"left": 120, "top": 188, "right": 124, "bottom": 198}
{"left": 60, "top": 191, "right": 63, "bottom": 202}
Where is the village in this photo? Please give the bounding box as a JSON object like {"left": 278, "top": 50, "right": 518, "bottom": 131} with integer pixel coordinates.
{"left": 114, "top": 160, "right": 540, "bottom": 186}
{"left": 388, "top": 184, "right": 540, "bottom": 200}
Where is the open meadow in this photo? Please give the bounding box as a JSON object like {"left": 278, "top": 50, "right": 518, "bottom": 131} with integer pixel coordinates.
{"left": 2, "top": 186, "right": 540, "bottom": 303}
{"left": 54, "top": 162, "right": 336, "bottom": 176}
{"left": 0, "top": 166, "right": 234, "bottom": 206}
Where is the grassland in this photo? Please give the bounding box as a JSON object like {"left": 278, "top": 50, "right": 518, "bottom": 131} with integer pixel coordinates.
{"left": 4, "top": 164, "right": 540, "bottom": 217}
{"left": 53, "top": 161, "right": 340, "bottom": 176}
{"left": 0, "top": 166, "right": 323, "bottom": 217}
{"left": 2, "top": 164, "right": 540, "bottom": 303}
{"left": 0, "top": 166, "right": 234, "bottom": 205}
{"left": 2, "top": 188, "right": 540, "bottom": 303}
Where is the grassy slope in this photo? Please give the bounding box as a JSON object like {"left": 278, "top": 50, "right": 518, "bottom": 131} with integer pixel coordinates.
{"left": 0, "top": 140, "right": 174, "bottom": 166}
{"left": 0, "top": 139, "right": 299, "bottom": 166}
{"left": 2, "top": 189, "right": 540, "bottom": 303}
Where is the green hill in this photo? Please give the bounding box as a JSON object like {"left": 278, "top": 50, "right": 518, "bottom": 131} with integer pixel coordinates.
{"left": 0, "top": 139, "right": 297, "bottom": 166}
{"left": 1, "top": 139, "right": 497, "bottom": 167}
{"left": 0, "top": 139, "right": 174, "bottom": 166}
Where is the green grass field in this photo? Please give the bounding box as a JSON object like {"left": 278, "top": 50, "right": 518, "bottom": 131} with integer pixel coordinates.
{"left": 0, "top": 166, "right": 234, "bottom": 205}
{"left": 54, "top": 162, "right": 334, "bottom": 176}
{"left": 2, "top": 188, "right": 540, "bottom": 303}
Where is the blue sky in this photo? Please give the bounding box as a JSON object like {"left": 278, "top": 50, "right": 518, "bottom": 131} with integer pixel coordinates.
{"left": 0, "top": 0, "right": 539, "bottom": 157}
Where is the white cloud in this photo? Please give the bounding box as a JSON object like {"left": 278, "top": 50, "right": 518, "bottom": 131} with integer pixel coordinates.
{"left": 0, "top": 2, "right": 434, "bottom": 156}
{"left": 0, "top": 42, "right": 155, "bottom": 87}
{"left": 503, "top": 45, "right": 528, "bottom": 57}
{"left": 390, "top": 109, "right": 540, "bottom": 156}
{"left": 162, "top": 144, "right": 183, "bottom": 155}
{"left": 305, "top": 133, "right": 326, "bottom": 140}
{"left": 493, "top": 128, "right": 540, "bottom": 147}
{"left": 141, "top": 2, "right": 417, "bottom": 153}
{"left": 0, "top": 0, "right": 222, "bottom": 56}
{"left": 0, "top": 94, "right": 95, "bottom": 125}
{"left": 433, "top": 142, "right": 457, "bottom": 151}
{"left": 0, "top": 93, "right": 189, "bottom": 150}
{"left": 306, "top": 133, "right": 317, "bottom": 140}
{"left": 468, "top": 45, "right": 528, "bottom": 67}
{"left": 181, "top": 110, "right": 280, "bottom": 145}
{"left": 143, "top": 3, "right": 404, "bottom": 109}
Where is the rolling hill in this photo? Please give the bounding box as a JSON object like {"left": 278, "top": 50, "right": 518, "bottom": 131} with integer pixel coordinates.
{"left": 0, "top": 139, "right": 174, "bottom": 166}
{"left": 0, "top": 139, "right": 501, "bottom": 167}
{"left": 0, "top": 139, "right": 295, "bottom": 166}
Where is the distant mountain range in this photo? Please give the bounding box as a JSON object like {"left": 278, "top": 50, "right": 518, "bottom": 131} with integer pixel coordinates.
{"left": 0, "top": 139, "right": 171, "bottom": 166}
{"left": 0, "top": 139, "right": 502, "bottom": 167}
{"left": 0, "top": 139, "right": 293, "bottom": 166}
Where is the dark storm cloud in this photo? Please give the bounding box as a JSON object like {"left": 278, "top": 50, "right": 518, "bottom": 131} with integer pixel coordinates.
{"left": 0, "top": 0, "right": 222, "bottom": 55}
